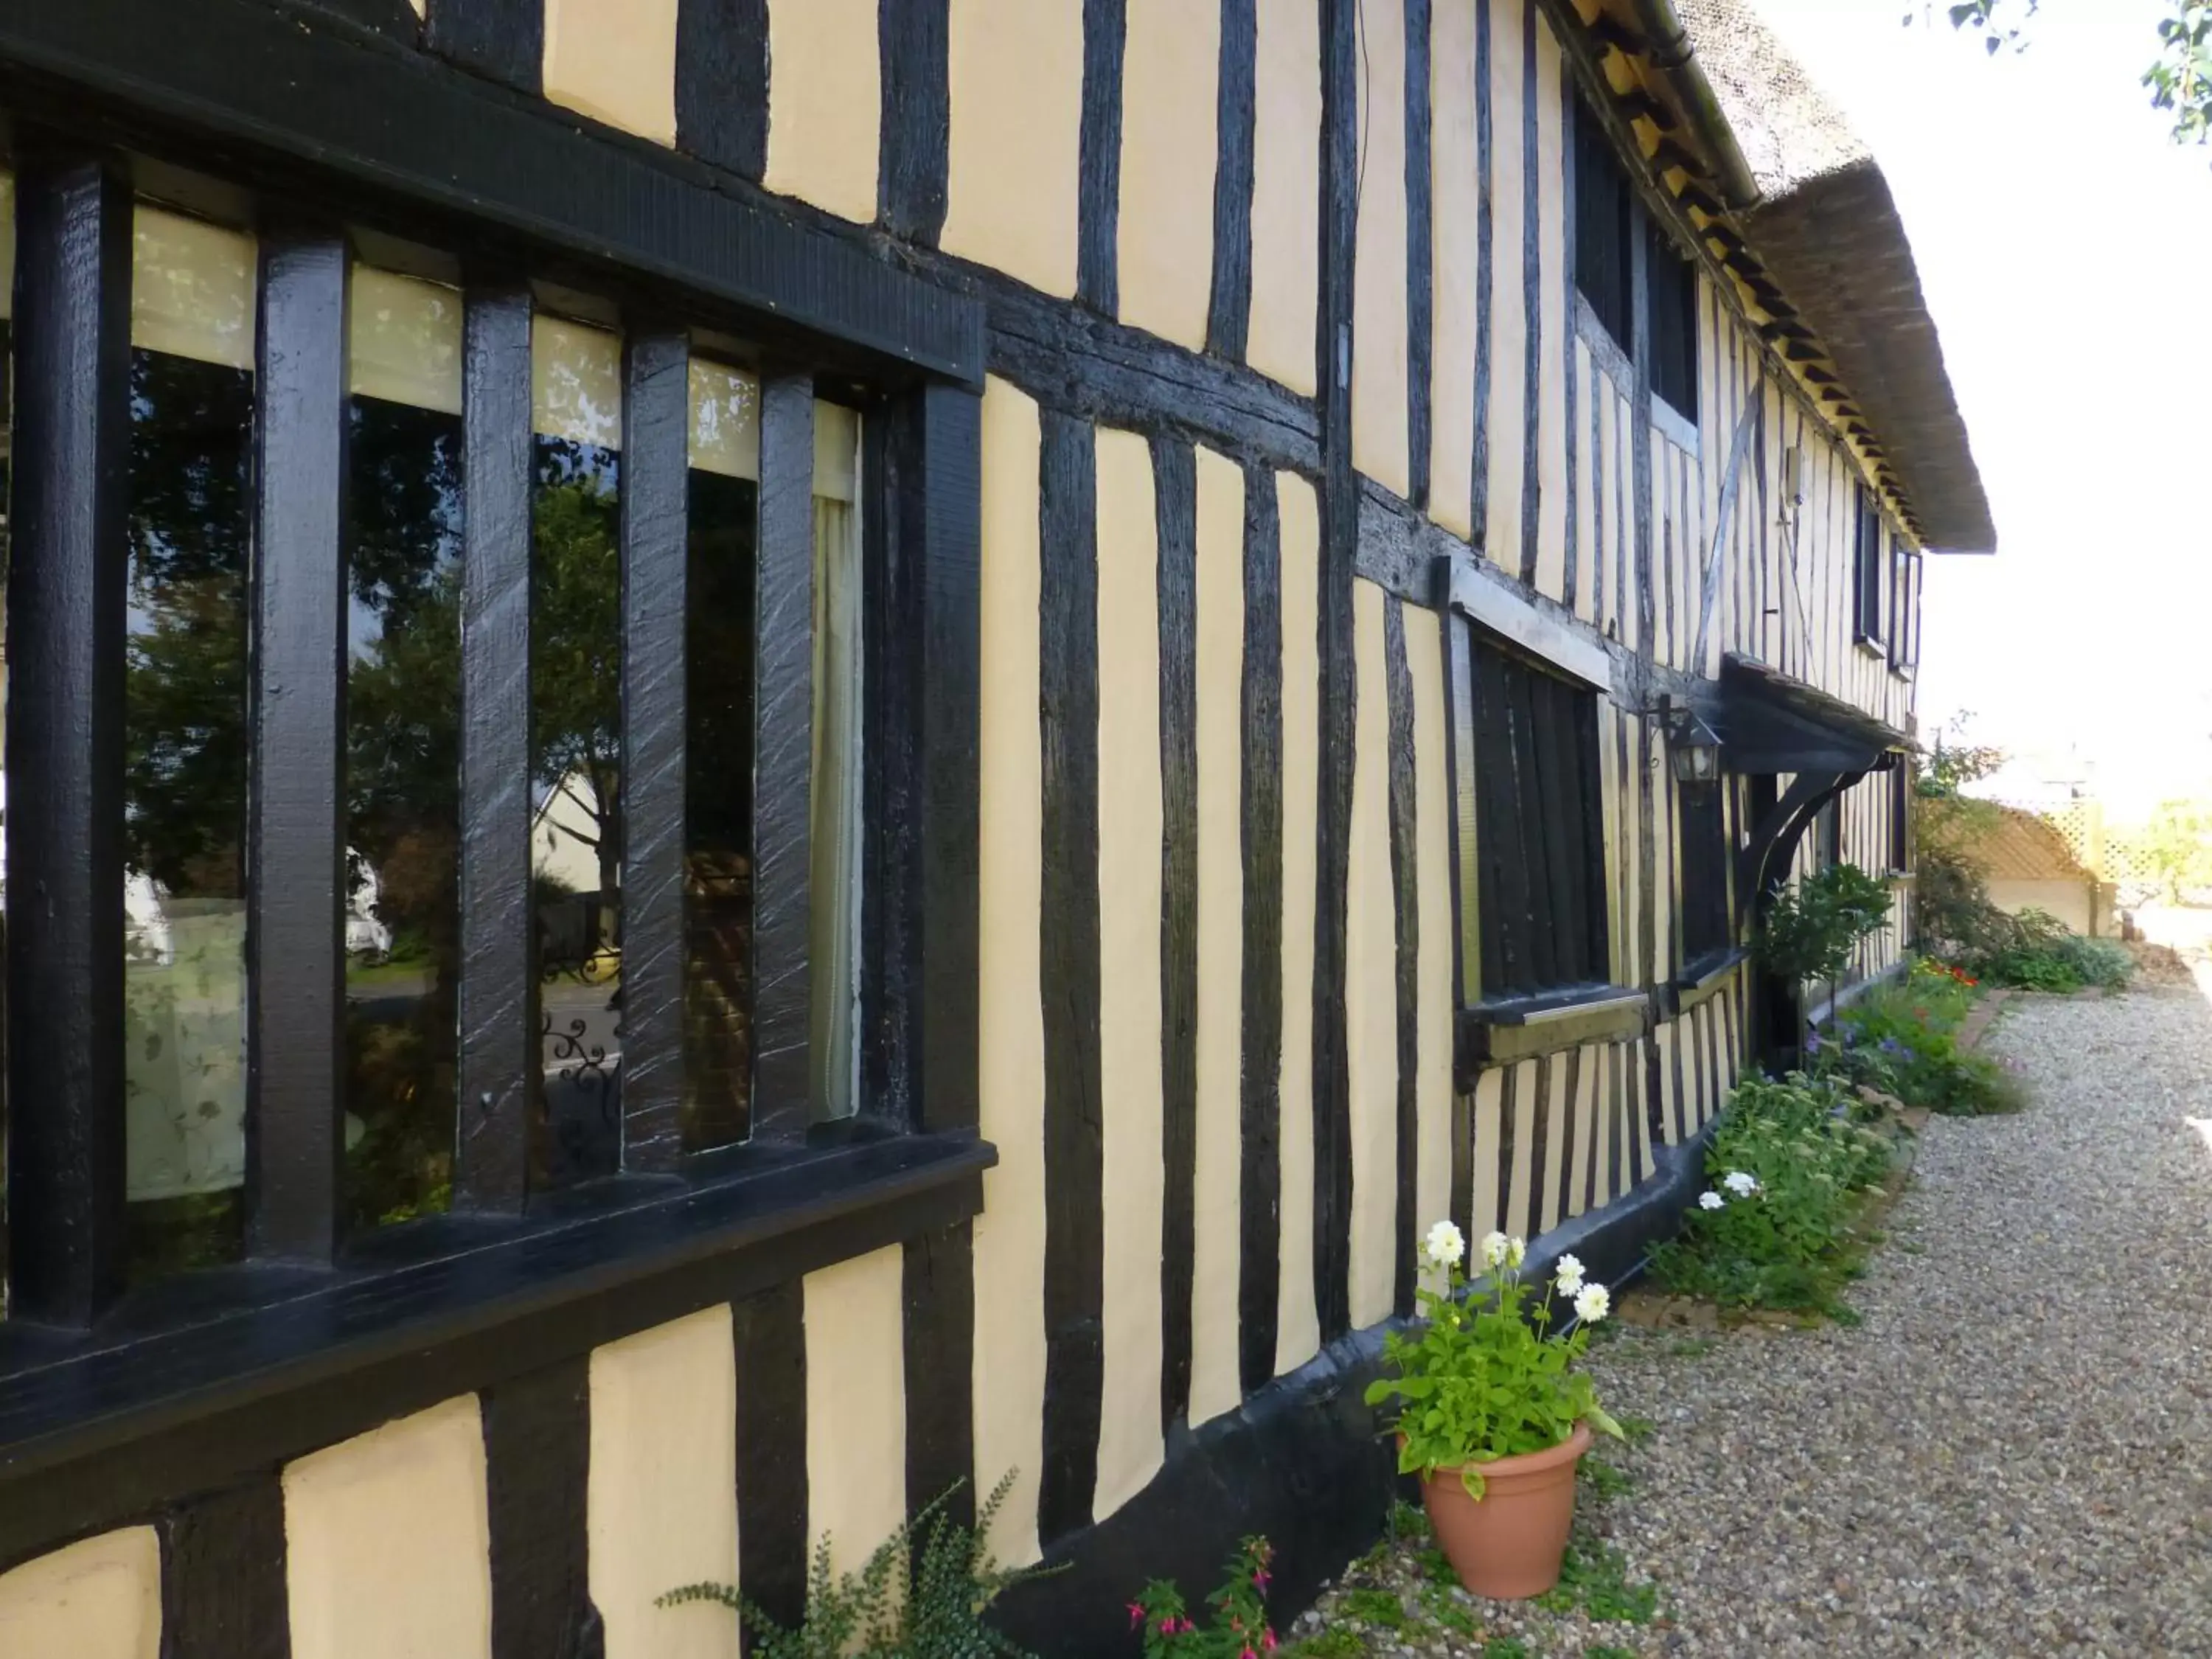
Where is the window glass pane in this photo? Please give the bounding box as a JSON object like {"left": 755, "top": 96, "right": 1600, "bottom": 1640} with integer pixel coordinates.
{"left": 533, "top": 319, "right": 625, "bottom": 1186}
{"left": 810, "top": 405, "right": 862, "bottom": 1121}
{"left": 0, "top": 220, "right": 13, "bottom": 1309}
{"left": 344, "top": 375, "right": 463, "bottom": 1228}
{"left": 123, "top": 349, "right": 254, "bottom": 1280}
{"left": 684, "top": 461, "right": 756, "bottom": 1149}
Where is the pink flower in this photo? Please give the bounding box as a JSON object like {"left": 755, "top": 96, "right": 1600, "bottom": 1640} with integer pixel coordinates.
{"left": 1178, "top": 1619, "right": 1196, "bottom": 1634}
{"left": 1263, "top": 1634, "right": 1279, "bottom": 1652}
{"left": 1241, "top": 1649, "right": 1257, "bottom": 1659}
{"left": 1253, "top": 1570, "right": 1271, "bottom": 1589}
{"left": 1159, "top": 1616, "right": 1178, "bottom": 1635}
{"left": 1128, "top": 1603, "right": 1146, "bottom": 1630}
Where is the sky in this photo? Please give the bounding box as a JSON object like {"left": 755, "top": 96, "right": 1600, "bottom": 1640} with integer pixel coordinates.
{"left": 1748, "top": 0, "right": 2212, "bottom": 816}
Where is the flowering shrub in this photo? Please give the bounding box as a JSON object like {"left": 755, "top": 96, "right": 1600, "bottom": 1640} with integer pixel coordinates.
{"left": 1130, "top": 1537, "right": 1278, "bottom": 1658}
{"left": 1648, "top": 1072, "right": 1896, "bottom": 1317}
{"left": 1364, "top": 1223, "right": 1622, "bottom": 1496}
{"left": 1821, "top": 962, "right": 2024, "bottom": 1117}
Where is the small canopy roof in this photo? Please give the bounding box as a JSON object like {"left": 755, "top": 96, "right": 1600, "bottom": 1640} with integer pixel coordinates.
{"left": 1697, "top": 653, "right": 1907, "bottom": 775}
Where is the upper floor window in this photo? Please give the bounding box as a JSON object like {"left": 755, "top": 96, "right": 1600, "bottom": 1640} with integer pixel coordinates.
{"left": 1574, "top": 91, "right": 1700, "bottom": 427}
{"left": 1646, "top": 223, "right": 1699, "bottom": 424}
{"left": 1853, "top": 483, "right": 1886, "bottom": 646}
{"left": 1466, "top": 636, "right": 1610, "bottom": 1002}
{"left": 1889, "top": 544, "right": 1922, "bottom": 675}
{"left": 1573, "top": 92, "right": 1634, "bottom": 352}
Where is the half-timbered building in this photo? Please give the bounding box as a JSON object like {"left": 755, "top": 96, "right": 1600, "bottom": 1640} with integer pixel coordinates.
{"left": 0, "top": 0, "right": 1990, "bottom": 1652}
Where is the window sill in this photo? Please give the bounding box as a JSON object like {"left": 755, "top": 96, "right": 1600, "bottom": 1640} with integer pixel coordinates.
{"left": 1458, "top": 985, "right": 1650, "bottom": 1076}
{"left": 0, "top": 1127, "right": 992, "bottom": 1565}
{"left": 1672, "top": 947, "right": 1750, "bottom": 1015}
{"left": 1854, "top": 637, "right": 1889, "bottom": 659}
{"left": 1650, "top": 395, "right": 1700, "bottom": 457}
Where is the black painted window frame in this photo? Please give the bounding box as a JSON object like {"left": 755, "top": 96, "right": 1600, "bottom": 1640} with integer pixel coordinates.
{"left": 1852, "top": 482, "right": 1886, "bottom": 648}
{"left": 0, "top": 37, "right": 987, "bottom": 1526}
{"left": 1645, "top": 217, "right": 1699, "bottom": 428}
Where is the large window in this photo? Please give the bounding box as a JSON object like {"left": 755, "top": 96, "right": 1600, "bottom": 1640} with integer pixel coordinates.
{"left": 0, "top": 149, "right": 960, "bottom": 1345}
{"left": 1467, "top": 636, "right": 1611, "bottom": 1002}
{"left": 1889, "top": 544, "right": 1922, "bottom": 674}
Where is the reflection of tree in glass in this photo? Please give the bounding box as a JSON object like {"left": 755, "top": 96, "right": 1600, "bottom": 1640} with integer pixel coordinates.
{"left": 124, "top": 352, "right": 251, "bottom": 898}
{"left": 532, "top": 438, "right": 624, "bottom": 914}
{"left": 343, "top": 397, "right": 465, "bottom": 1230}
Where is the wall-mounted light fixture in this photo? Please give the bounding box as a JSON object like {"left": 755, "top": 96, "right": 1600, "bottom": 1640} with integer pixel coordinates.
{"left": 1639, "top": 695, "right": 1724, "bottom": 783}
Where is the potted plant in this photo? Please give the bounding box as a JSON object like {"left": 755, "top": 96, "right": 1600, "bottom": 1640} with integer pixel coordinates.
{"left": 1364, "top": 1223, "right": 1622, "bottom": 1600}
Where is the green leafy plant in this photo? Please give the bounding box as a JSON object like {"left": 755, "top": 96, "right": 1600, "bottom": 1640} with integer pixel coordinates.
{"left": 1647, "top": 1072, "right": 1897, "bottom": 1317}
{"left": 1287, "top": 1632, "right": 1363, "bottom": 1659}
{"left": 1822, "top": 961, "right": 2026, "bottom": 1116}
{"left": 1130, "top": 1536, "right": 1279, "bottom": 1657}
{"left": 1335, "top": 1589, "right": 1405, "bottom": 1631}
{"left": 1366, "top": 1225, "right": 1623, "bottom": 1496}
{"left": 659, "top": 1475, "right": 1041, "bottom": 1659}
{"left": 1758, "top": 862, "right": 1895, "bottom": 987}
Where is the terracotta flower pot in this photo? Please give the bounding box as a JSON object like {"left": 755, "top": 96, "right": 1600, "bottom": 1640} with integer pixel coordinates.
{"left": 1416, "top": 1422, "right": 1593, "bottom": 1600}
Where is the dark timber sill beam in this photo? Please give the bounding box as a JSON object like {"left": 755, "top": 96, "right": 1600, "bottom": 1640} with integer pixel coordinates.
{"left": 0, "top": 1131, "right": 991, "bottom": 1571}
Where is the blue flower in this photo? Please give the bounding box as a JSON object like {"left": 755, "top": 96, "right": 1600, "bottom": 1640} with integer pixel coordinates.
{"left": 1804, "top": 1029, "right": 1823, "bottom": 1054}
{"left": 1879, "top": 1037, "right": 1905, "bottom": 1057}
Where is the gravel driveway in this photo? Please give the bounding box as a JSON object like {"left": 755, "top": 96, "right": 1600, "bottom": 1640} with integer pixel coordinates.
{"left": 1302, "top": 973, "right": 2212, "bottom": 1657}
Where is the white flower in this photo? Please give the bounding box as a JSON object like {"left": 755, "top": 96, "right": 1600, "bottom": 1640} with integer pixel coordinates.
{"left": 1722, "top": 1170, "right": 1760, "bottom": 1197}
{"left": 1422, "top": 1220, "right": 1467, "bottom": 1270}
{"left": 1506, "top": 1236, "right": 1527, "bottom": 1269}
{"left": 1553, "top": 1253, "right": 1586, "bottom": 1294}
{"left": 1697, "top": 1190, "right": 1725, "bottom": 1211}
{"left": 1573, "top": 1284, "right": 1611, "bottom": 1324}
{"left": 1478, "top": 1231, "right": 1512, "bottom": 1269}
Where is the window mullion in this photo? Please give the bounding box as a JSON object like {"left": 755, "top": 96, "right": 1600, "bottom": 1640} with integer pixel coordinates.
{"left": 4, "top": 144, "right": 134, "bottom": 1326}
{"left": 616, "top": 327, "right": 690, "bottom": 1172}
{"left": 456, "top": 284, "right": 535, "bottom": 1214}
{"left": 247, "top": 228, "right": 350, "bottom": 1262}
{"left": 751, "top": 375, "right": 817, "bottom": 1142}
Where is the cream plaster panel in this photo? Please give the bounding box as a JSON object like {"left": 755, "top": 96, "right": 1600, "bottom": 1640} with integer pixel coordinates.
{"left": 1469, "top": 1064, "right": 1504, "bottom": 1238}
{"left": 1346, "top": 580, "right": 1398, "bottom": 1329}
{"left": 285, "top": 1397, "right": 492, "bottom": 1659}
{"left": 1482, "top": 0, "right": 1526, "bottom": 571}
{"left": 1095, "top": 425, "right": 1166, "bottom": 1517}
{"left": 1429, "top": 0, "right": 1479, "bottom": 541}
{"left": 1539, "top": 1054, "right": 1568, "bottom": 1236}
{"left": 1248, "top": 0, "right": 1321, "bottom": 395}
{"left": 1405, "top": 610, "right": 1455, "bottom": 1239}
{"left": 1568, "top": 1046, "right": 1599, "bottom": 1220}
{"left": 543, "top": 0, "right": 678, "bottom": 147}
{"left": 973, "top": 377, "right": 1048, "bottom": 1567}
{"left": 766, "top": 0, "right": 882, "bottom": 223}
{"left": 1189, "top": 447, "right": 1248, "bottom": 1428}
{"left": 943, "top": 0, "right": 1082, "bottom": 297}
{"left": 1274, "top": 471, "right": 1323, "bottom": 1377}
{"left": 588, "top": 1308, "right": 740, "bottom": 1659}
{"left": 1506, "top": 1060, "right": 1538, "bottom": 1239}
{"left": 1531, "top": 21, "right": 1568, "bottom": 604}
{"left": 1119, "top": 0, "right": 1219, "bottom": 349}
{"left": 1351, "top": 0, "right": 1409, "bottom": 498}
{"left": 0, "top": 1528, "right": 160, "bottom": 1659}
{"left": 805, "top": 1248, "right": 908, "bottom": 1575}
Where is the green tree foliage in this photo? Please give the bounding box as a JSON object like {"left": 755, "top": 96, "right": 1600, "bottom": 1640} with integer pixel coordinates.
{"left": 1757, "top": 863, "right": 1896, "bottom": 987}
{"left": 2114, "top": 798, "right": 2212, "bottom": 902}
{"left": 530, "top": 440, "right": 625, "bottom": 902}
{"left": 1916, "top": 1, "right": 2212, "bottom": 149}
